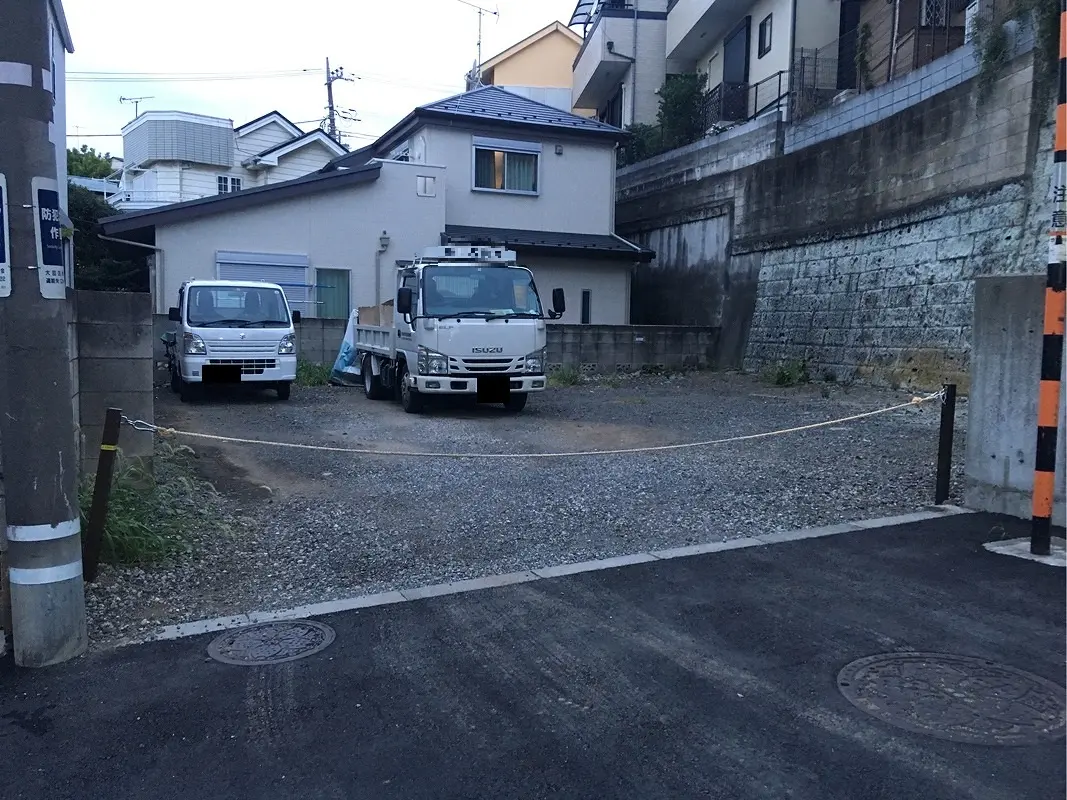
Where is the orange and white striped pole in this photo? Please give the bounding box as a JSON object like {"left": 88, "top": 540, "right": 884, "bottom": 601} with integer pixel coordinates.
{"left": 1031, "top": 0, "right": 1067, "bottom": 555}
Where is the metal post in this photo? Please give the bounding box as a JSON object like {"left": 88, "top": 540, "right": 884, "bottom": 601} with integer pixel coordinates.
{"left": 935, "top": 384, "right": 957, "bottom": 505}
{"left": 0, "top": 0, "right": 87, "bottom": 666}
{"left": 82, "top": 408, "right": 122, "bottom": 583}
{"left": 1030, "top": 0, "right": 1067, "bottom": 556}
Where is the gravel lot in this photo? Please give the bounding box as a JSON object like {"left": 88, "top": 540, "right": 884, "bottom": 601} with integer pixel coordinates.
{"left": 85, "top": 371, "right": 967, "bottom": 649}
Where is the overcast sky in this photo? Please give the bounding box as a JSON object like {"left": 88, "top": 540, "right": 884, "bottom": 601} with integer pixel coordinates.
{"left": 63, "top": 0, "right": 580, "bottom": 158}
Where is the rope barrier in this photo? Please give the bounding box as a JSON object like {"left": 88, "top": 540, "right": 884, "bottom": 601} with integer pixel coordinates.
{"left": 121, "top": 390, "right": 944, "bottom": 460}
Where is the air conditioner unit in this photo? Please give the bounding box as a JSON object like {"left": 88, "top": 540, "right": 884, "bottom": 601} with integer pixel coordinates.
{"left": 964, "top": 1, "right": 979, "bottom": 43}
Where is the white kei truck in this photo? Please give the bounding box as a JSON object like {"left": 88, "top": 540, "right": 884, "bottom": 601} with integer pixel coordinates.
{"left": 163, "top": 279, "right": 302, "bottom": 402}
{"left": 355, "top": 245, "right": 565, "bottom": 414}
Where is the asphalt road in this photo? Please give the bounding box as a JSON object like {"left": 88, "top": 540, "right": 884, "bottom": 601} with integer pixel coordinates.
{"left": 4, "top": 512, "right": 1063, "bottom": 800}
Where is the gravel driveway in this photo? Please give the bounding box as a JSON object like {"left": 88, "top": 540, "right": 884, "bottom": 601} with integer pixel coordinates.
{"left": 85, "top": 371, "right": 966, "bottom": 648}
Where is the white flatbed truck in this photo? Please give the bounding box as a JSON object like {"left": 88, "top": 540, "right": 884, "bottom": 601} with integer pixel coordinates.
{"left": 354, "top": 245, "right": 565, "bottom": 414}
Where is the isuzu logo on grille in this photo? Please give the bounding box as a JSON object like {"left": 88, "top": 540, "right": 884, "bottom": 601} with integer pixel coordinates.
{"left": 471, "top": 347, "right": 504, "bottom": 353}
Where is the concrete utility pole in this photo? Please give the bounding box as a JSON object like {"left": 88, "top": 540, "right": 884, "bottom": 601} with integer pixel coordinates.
{"left": 1029, "top": 0, "right": 1067, "bottom": 555}
{"left": 0, "top": 0, "right": 87, "bottom": 666}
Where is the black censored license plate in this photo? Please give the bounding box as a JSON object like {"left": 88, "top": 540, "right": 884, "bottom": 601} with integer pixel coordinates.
{"left": 201, "top": 364, "right": 243, "bottom": 384}
{"left": 476, "top": 375, "right": 510, "bottom": 404}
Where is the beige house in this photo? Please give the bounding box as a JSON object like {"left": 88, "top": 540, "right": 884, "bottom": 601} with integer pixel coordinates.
{"left": 467, "top": 21, "right": 593, "bottom": 115}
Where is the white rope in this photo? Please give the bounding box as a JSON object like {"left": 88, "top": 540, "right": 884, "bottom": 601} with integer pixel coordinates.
{"left": 126, "top": 390, "right": 943, "bottom": 460}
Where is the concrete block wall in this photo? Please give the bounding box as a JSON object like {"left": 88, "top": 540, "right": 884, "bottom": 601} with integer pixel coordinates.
{"left": 76, "top": 291, "right": 155, "bottom": 476}
{"left": 965, "top": 276, "right": 1066, "bottom": 526}
{"left": 546, "top": 325, "right": 722, "bottom": 373}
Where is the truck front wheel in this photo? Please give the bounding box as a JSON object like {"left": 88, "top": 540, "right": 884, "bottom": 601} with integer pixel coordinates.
{"left": 398, "top": 363, "right": 424, "bottom": 414}
{"left": 503, "top": 392, "right": 528, "bottom": 413}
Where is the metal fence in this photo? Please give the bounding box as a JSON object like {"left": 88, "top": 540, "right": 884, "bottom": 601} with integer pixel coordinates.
{"left": 702, "top": 71, "right": 790, "bottom": 130}
{"left": 790, "top": 0, "right": 1011, "bottom": 122}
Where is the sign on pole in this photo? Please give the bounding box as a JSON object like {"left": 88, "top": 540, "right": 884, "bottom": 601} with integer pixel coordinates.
{"left": 0, "top": 173, "right": 10, "bottom": 298}
{"left": 31, "top": 176, "right": 66, "bottom": 299}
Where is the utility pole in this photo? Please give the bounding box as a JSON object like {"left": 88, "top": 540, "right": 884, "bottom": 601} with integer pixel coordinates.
{"left": 324, "top": 59, "right": 353, "bottom": 142}
{"left": 0, "top": 0, "right": 87, "bottom": 666}
{"left": 1030, "top": 0, "right": 1067, "bottom": 555}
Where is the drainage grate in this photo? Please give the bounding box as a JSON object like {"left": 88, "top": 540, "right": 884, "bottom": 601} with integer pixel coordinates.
{"left": 837, "top": 652, "right": 1066, "bottom": 746}
{"left": 206, "top": 620, "right": 336, "bottom": 666}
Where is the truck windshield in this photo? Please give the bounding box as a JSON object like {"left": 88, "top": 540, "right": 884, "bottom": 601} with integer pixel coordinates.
{"left": 422, "top": 266, "right": 544, "bottom": 318}
{"left": 187, "top": 285, "right": 292, "bottom": 327}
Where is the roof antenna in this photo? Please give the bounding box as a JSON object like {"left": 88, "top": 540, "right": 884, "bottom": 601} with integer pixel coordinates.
{"left": 119, "top": 95, "right": 154, "bottom": 118}
{"left": 455, "top": 0, "right": 499, "bottom": 89}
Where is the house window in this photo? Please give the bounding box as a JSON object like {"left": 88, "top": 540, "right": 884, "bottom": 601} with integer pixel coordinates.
{"left": 217, "top": 176, "right": 242, "bottom": 194}
{"left": 758, "top": 14, "right": 773, "bottom": 58}
{"left": 473, "top": 147, "right": 538, "bottom": 193}
{"left": 416, "top": 175, "right": 436, "bottom": 197}
{"left": 920, "top": 0, "right": 947, "bottom": 26}
{"left": 580, "top": 290, "right": 591, "bottom": 325}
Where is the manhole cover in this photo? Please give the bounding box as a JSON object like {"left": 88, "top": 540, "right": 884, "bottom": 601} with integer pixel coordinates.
{"left": 207, "top": 620, "right": 336, "bottom": 666}
{"left": 837, "top": 652, "right": 1066, "bottom": 746}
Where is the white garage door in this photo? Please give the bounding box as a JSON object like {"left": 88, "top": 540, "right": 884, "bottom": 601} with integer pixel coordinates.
{"left": 215, "top": 250, "right": 311, "bottom": 310}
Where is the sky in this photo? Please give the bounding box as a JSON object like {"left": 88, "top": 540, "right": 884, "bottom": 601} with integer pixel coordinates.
{"left": 63, "top": 0, "right": 580, "bottom": 159}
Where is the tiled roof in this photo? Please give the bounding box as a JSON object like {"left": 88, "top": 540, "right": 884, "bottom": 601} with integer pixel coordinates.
{"left": 444, "top": 225, "right": 654, "bottom": 262}
{"left": 420, "top": 86, "right": 623, "bottom": 137}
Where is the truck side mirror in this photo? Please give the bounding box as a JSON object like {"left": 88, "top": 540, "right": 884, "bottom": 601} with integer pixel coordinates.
{"left": 396, "top": 287, "right": 413, "bottom": 316}
{"left": 168, "top": 306, "right": 181, "bottom": 322}
{"left": 291, "top": 310, "right": 302, "bottom": 324}
{"left": 551, "top": 288, "right": 566, "bottom": 317}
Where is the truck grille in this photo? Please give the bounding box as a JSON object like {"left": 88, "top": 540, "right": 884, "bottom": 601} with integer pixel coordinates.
{"left": 208, "top": 341, "right": 278, "bottom": 355}
{"left": 448, "top": 356, "right": 523, "bottom": 375}
{"left": 208, "top": 358, "right": 277, "bottom": 375}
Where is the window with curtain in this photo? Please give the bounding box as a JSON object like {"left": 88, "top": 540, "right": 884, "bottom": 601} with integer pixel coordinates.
{"left": 473, "top": 147, "right": 538, "bottom": 193}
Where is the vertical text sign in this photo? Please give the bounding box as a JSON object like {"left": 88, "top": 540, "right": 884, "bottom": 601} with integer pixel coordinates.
{"left": 32, "top": 176, "right": 65, "bottom": 299}
{"left": 0, "top": 173, "right": 10, "bottom": 297}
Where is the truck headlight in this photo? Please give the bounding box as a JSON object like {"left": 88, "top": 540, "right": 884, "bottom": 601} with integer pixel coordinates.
{"left": 417, "top": 346, "right": 448, "bottom": 376}
{"left": 278, "top": 334, "right": 296, "bottom": 355}
{"left": 524, "top": 347, "right": 546, "bottom": 374}
{"left": 183, "top": 333, "right": 206, "bottom": 355}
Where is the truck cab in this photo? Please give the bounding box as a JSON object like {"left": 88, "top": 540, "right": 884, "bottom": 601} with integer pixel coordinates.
{"left": 165, "top": 279, "right": 301, "bottom": 401}
{"left": 355, "top": 245, "right": 564, "bottom": 414}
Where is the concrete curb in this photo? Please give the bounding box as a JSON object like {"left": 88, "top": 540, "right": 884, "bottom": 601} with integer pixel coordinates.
{"left": 146, "top": 504, "right": 974, "bottom": 643}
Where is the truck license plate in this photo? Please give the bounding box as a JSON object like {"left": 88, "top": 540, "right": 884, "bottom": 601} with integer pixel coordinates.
{"left": 476, "top": 375, "right": 510, "bottom": 404}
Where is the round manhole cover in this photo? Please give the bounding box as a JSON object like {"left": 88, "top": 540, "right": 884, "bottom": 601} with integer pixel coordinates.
{"left": 837, "top": 652, "right": 1066, "bottom": 746}
{"left": 207, "top": 620, "right": 336, "bottom": 666}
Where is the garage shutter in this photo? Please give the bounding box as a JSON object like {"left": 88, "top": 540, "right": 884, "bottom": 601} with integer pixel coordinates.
{"left": 215, "top": 250, "right": 311, "bottom": 310}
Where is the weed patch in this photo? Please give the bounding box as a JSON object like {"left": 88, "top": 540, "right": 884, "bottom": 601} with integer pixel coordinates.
{"left": 79, "top": 441, "right": 225, "bottom": 566}
{"left": 296, "top": 360, "right": 332, "bottom": 387}
{"left": 549, "top": 365, "right": 583, "bottom": 387}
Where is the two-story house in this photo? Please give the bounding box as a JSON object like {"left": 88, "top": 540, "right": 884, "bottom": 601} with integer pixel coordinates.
{"left": 99, "top": 86, "right": 653, "bottom": 323}
{"left": 110, "top": 110, "right": 347, "bottom": 211}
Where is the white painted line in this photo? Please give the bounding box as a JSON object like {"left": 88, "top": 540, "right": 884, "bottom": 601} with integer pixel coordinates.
{"left": 532, "top": 553, "right": 659, "bottom": 579}
{"left": 139, "top": 507, "right": 981, "bottom": 645}
{"left": 399, "top": 571, "right": 538, "bottom": 601}
{"left": 0, "top": 62, "right": 32, "bottom": 86}
{"left": 650, "top": 537, "right": 764, "bottom": 559}
{"left": 754, "top": 522, "right": 865, "bottom": 545}
{"left": 6, "top": 518, "right": 80, "bottom": 542}
{"left": 983, "top": 537, "right": 1067, "bottom": 568}
{"left": 8, "top": 560, "right": 82, "bottom": 585}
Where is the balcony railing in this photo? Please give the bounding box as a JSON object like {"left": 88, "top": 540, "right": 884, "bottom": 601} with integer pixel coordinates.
{"left": 107, "top": 189, "right": 212, "bottom": 207}
{"left": 791, "top": 0, "right": 1011, "bottom": 122}
{"left": 702, "top": 71, "right": 790, "bottom": 130}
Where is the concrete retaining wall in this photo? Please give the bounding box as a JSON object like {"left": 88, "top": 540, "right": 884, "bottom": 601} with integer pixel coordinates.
{"left": 77, "top": 291, "right": 154, "bottom": 475}
{"left": 616, "top": 47, "right": 1050, "bottom": 389}
{"left": 965, "top": 276, "right": 1066, "bottom": 526}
